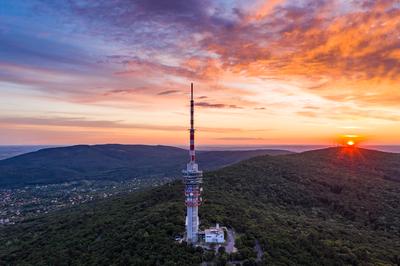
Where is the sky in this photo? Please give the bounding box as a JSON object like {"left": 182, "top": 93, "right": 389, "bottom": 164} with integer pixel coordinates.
{"left": 0, "top": 0, "right": 399, "bottom": 146}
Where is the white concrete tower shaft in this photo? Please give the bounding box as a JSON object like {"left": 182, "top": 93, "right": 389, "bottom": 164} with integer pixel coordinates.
{"left": 183, "top": 83, "right": 203, "bottom": 243}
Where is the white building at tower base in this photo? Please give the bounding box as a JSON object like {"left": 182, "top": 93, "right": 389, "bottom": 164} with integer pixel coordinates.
{"left": 204, "top": 224, "right": 225, "bottom": 244}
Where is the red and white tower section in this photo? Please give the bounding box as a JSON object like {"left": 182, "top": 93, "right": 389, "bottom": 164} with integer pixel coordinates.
{"left": 182, "top": 83, "right": 203, "bottom": 243}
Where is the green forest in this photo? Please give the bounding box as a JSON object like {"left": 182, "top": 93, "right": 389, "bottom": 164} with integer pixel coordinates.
{"left": 0, "top": 144, "right": 290, "bottom": 188}
{"left": 1, "top": 148, "right": 399, "bottom": 265}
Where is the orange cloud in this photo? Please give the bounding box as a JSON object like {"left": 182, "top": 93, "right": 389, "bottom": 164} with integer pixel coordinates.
{"left": 202, "top": 1, "right": 400, "bottom": 107}
{"left": 252, "top": 0, "right": 285, "bottom": 20}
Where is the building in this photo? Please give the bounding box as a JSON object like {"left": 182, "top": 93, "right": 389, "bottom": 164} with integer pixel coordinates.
{"left": 205, "top": 224, "right": 225, "bottom": 244}
{"left": 182, "top": 83, "right": 203, "bottom": 243}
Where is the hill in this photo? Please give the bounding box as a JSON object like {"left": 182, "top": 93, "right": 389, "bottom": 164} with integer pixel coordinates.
{"left": 1, "top": 147, "right": 399, "bottom": 265}
{"left": 0, "top": 144, "right": 291, "bottom": 188}
{"left": 0, "top": 146, "right": 53, "bottom": 160}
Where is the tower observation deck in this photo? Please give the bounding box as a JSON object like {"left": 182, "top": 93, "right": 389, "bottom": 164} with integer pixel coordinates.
{"left": 182, "top": 83, "right": 203, "bottom": 243}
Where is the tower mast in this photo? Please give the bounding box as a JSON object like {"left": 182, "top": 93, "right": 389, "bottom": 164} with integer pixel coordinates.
{"left": 190, "top": 83, "right": 195, "bottom": 163}
{"left": 183, "top": 83, "right": 203, "bottom": 243}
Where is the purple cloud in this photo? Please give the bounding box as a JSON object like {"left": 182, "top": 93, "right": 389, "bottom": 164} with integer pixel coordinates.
{"left": 157, "top": 90, "right": 180, "bottom": 95}
{"left": 196, "top": 102, "right": 243, "bottom": 109}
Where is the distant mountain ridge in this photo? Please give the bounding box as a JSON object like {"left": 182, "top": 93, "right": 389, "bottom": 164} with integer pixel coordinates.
{"left": 0, "top": 144, "right": 292, "bottom": 188}
{"left": 0, "top": 145, "right": 54, "bottom": 160}
{"left": 1, "top": 147, "right": 399, "bottom": 265}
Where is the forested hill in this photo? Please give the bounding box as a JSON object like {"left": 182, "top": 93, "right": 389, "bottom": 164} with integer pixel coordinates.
{"left": 1, "top": 147, "right": 400, "bottom": 265}
{"left": 0, "top": 144, "right": 291, "bottom": 188}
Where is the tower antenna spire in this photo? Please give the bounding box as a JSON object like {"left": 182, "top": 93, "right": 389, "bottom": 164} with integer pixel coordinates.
{"left": 191, "top": 82, "right": 193, "bottom": 101}
{"left": 190, "top": 82, "right": 195, "bottom": 163}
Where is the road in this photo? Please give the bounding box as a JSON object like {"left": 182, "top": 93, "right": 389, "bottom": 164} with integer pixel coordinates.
{"left": 255, "top": 240, "right": 263, "bottom": 262}
{"left": 225, "top": 228, "right": 237, "bottom": 254}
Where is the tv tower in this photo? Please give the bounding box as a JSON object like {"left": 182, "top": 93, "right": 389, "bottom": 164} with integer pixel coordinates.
{"left": 183, "top": 83, "right": 203, "bottom": 243}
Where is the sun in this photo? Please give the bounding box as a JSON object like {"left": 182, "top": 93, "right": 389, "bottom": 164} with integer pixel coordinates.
{"left": 346, "top": 140, "right": 355, "bottom": 146}
{"left": 339, "top": 134, "right": 362, "bottom": 147}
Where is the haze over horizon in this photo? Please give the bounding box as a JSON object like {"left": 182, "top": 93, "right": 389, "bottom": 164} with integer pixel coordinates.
{"left": 1, "top": 0, "right": 399, "bottom": 146}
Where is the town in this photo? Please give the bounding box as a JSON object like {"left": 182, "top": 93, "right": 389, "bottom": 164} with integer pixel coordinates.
{"left": 0, "top": 177, "right": 174, "bottom": 225}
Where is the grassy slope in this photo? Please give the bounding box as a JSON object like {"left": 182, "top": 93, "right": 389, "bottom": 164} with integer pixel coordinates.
{"left": 1, "top": 147, "right": 399, "bottom": 265}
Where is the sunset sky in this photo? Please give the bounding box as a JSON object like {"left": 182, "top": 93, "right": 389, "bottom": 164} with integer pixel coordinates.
{"left": 0, "top": 0, "right": 399, "bottom": 146}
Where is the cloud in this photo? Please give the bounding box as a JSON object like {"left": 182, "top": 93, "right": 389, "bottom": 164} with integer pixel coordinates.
{"left": 214, "top": 137, "right": 269, "bottom": 141}
{"left": 37, "top": 0, "right": 238, "bottom": 55}
{"left": 0, "top": 27, "right": 95, "bottom": 72}
{"left": 297, "top": 106, "right": 400, "bottom": 122}
{"left": 1, "top": 0, "right": 400, "bottom": 145}
{"left": 8, "top": 0, "right": 399, "bottom": 108}
{"left": 251, "top": 0, "right": 285, "bottom": 20}
{"left": 0, "top": 116, "right": 258, "bottom": 133}
{"left": 196, "top": 102, "right": 243, "bottom": 109}
{"left": 113, "top": 58, "right": 198, "bottom": 80}
{"left": 157, "top": 90, "right": 180, "bottom": 95}
{"left": 199, "top": 0, "right": 400, "bottom": 105}
{"left": 0, "top": 116, "right": 183, "bottom": 131}
{"left": 303, "top": 105, "right": 320, "bottom": 110}
{"left": 297, "top": 111, "right": 318, "bottom": 118}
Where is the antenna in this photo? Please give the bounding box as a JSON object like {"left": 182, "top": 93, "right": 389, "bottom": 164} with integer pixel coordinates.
{"left": 191, "top": 82, "right": 193, "bottom": 101}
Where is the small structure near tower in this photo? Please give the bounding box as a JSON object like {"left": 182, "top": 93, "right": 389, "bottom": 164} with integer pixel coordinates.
{"left": 205, "top": 224, "right": 225, "bottom": 244}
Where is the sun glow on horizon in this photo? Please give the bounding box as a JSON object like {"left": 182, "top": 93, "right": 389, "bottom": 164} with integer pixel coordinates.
{"left": 339, "top": 134, "right": 363, "bottom": 147}
{"left": 347, "top": 140, "right": 355, "bottom": 146}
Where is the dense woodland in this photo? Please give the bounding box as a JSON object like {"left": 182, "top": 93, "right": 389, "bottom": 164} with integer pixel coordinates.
{"left": 1, "top": 147, "right": 400, "bottom": 265}
{"left": 0, "top": 144, "right": 290, "bottom": 188}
